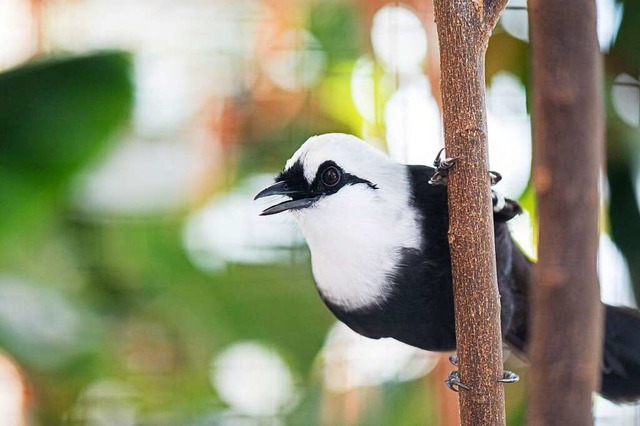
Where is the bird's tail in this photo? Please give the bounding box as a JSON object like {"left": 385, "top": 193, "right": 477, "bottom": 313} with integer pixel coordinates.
{"left": 504, "top": 242, "right": 640, "bottom": 402}
{"left": 600, "top": 304, "right": 640, "bottom": 402}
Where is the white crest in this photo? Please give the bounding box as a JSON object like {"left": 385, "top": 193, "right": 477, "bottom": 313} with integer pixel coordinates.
{"left": 284, "top": 134, "right": 422, "bottom": 310}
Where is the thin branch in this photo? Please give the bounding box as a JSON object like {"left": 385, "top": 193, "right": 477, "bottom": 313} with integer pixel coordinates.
{"left": 484, "top": 0, "right": 510, "bottom": 33}
{"left": 432, "top": 0, "right": 509, "bottom": 424}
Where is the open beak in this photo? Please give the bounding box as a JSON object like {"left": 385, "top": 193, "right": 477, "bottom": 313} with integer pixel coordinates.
{"left": 254, "top": 181, "right": 319, "bottom": 216}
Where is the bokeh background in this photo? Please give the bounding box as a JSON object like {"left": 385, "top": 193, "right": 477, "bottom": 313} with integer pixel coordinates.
{"left": 1, "top": 0, "right": 639, "bottom": 424}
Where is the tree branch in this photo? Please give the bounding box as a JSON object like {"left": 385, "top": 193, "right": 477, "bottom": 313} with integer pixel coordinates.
{"left": 528, "top": 0, "right": 604, "bottom": 423}
{"left": 484, "top": 0, "right": 509, "bottom": 30}
{"left": 432, "top": 0, "right": 509, "bottom": 424}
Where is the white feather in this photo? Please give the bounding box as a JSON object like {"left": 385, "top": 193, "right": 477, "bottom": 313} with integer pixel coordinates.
{"left": 286, "top": 134, "right": 422, "bottom": 310}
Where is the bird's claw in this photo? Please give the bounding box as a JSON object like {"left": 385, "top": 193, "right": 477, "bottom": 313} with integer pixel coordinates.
{"left": 433, "top": 148, "right": 459, "bottom": 171}
{"left": 445, "top": 370, "right": 470, "bottom": 392}
{"left": 497, "top": 370, "right": 520, "bottom": 384}
{"left": 489, "top": 170, "right": 502, "bottom": 186}
{"left": 445, "top": 356, "right": 518, "bottom": 392}
{"left": 429, "top": 148, "right": 460, "bottom": 186}
{"left": 428, "top": 149, "right": 502, "bottom": 187}
{"left": 428, "top": 171, "right": 448, "bottom": 186}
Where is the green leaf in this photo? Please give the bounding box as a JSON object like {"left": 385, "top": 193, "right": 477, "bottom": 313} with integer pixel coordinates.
{"left": 0, "top": 51, "right": 133, "bottom": 172}
{"left": 0, "top": 52, "right": 134, "bottom": 249}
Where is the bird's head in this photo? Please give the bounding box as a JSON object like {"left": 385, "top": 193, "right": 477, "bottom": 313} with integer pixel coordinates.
{"left": 254, "top": 133, "right": 421, "bottom": 308}
{"left": 254, "top": 133, "right": 406, "bottom": 220}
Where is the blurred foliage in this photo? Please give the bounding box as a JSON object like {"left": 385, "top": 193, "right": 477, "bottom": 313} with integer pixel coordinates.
{"left": 607, "top": 0, "right": 640, "bottom": 301}
{"left": 0, "top": 1, "right": 639, "bottom": 424}
{"left": 606, "top": 90, "right": 640, "bottom": 303}
{"left": 309, "top": 2, "right": 362, "bottom": 63}
{"left": 0, "top": 51, "right": 133, "bottom": 424}
{"left": 613, "top": 0, "right": 640, "bottom": 70}
{"left": 486, "top": 32, "right": 529, "bottom": 84}
{"left": 0, "top": 52, "right": 133, "bottom": 256}
{"left": 0, "top": 48, "right": 334, "bottom": 424}
{"left": 65, "top": 219, "right": 331, "bottom": 421}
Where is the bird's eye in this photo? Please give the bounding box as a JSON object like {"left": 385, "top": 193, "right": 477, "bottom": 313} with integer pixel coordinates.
{"left": 321, "top": 166, "right": 341, "bottom": 187}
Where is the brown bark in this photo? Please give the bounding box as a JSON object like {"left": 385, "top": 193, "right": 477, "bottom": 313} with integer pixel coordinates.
{"left": 432, "top": 1, "right": 508, "bottom": 425}
{"left": 528, "top": 0, "right": 604, "bottom": 424}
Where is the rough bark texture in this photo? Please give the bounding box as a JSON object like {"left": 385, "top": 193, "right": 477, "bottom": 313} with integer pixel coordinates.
{"left": 528, "top": 0, "right": 604, "bottom": 424}
{"left": 432, "top": 1, "right": 508, "bottom": 425}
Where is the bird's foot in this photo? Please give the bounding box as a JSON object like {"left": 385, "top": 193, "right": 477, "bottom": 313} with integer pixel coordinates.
{"left": 489, "top": 170, "right": 502, "bottom": 186}
{"left": 445, "top": 370, "right": 470, "bottom": 392}
{"left": 445, "top": 354, "right": 519, "bottom": 392}
{"left": 429, "top": 148, "right": 459, "bottom": 186}
{"left": 497, "top": 370, "right": 520, "bottom": 384}
{"left": 428, "top": 148, "right": 502, "bottom": 187}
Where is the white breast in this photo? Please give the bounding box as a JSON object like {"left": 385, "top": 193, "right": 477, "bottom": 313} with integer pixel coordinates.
{"left": 294, "top": 169, "right": 422, "bottom": 311}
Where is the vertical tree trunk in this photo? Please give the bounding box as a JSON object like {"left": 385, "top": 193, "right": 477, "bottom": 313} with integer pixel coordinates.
{"left": 528, "top": 0, "right": 604, "bottom": 424}
{"left": 432, "top": 1, "right": 508, "bottom": 424}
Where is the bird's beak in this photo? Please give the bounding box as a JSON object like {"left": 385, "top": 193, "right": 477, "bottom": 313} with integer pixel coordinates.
{"left": 254, "top": 181, "right": 320, "bottom": 216}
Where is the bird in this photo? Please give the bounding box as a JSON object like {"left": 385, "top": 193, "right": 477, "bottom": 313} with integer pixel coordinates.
{"left": 254, "top": 133, "right": 640, "bottom": 402}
